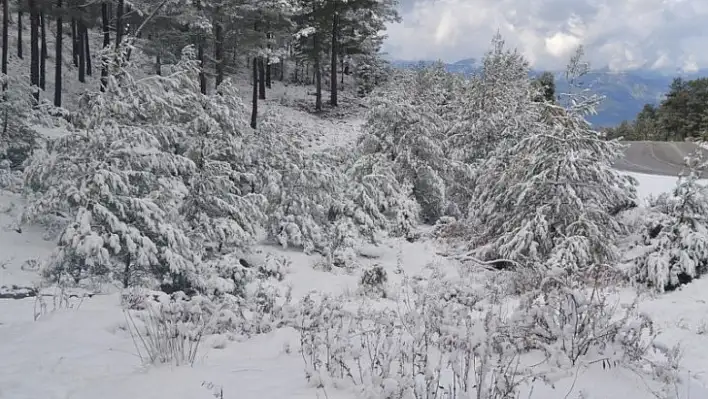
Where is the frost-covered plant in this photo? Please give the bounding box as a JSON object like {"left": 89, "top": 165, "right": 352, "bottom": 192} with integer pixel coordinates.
{"left": 0, "top": 159, "right": 22, "bottom": 192}
{"left": 470, "top": 46, "right": 637, "bottom": 268}
{"left": 121, "top": 268, "right": 294, "bottom": 341}
{"left": 124, "top": 291, "right": 210, "bottom": 366}
{"left": 180, "top": 79, "right": 267, "bottom": 259}
{"left": 358, "top": 264, "right": 387, "bottom": 297}
{"left": 24, "top": 119, "right": 199, "bottom": 290}
{"left": 510, "top": 267, "right": 655, "bottom": 368}
{"left": 250, "top": 111, "right": 413, "bottom": 265}
{"left": 22, "top": 46, "right": 250, "bottom": 293}
{"left": 360, "top": 64, "right": 471, "bottom": 223}
{"left": 353, "top": 46, "right": 392, "bottom": 97}
{"left": 258, "top": 253, "right": 291, "bottom": 281}
{"left": 340, "top": 152, "right": 420, "bottom": 240}
{"left": 633, "top": 154, "right": 708, "bottom": 292}
{"left": 0, "top": 74, "right": 40, "bottom": 172}
{"left": 297, "top": 265, "right": 538, "bottom": 399}
{"left": 254, "top": 116, "right": 342, "bottom": 253}
{"left": 447, "top": 34, "right": 538, "bottom": 167}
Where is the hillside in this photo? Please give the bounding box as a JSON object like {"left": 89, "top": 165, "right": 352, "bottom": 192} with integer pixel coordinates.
{"left": 2, "top": 83, "right": 708, "bottom": 397}
{"left": 5, "top": 13, "right": 708, "bottom": 399}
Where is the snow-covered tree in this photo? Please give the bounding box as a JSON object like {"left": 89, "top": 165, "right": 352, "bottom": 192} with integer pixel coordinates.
{"left": 249, "top": 110, "right": 416, "bottom": 265}
{"left": 22, "top": 46, "right": 263, "bottom": 293}
{"left": 470, "top": 46, "right": 637, "bottom": 270}
{"left": 0, "top": 74, "right": 40, "bottom": 181}
{"left": 634, "top": 154, "right": 708, "bottom": 291}
{"left": 360, "top": 64, "right": 471, "bottom": 222}
{"left": 180, "top": 79, "right": 267, "bottom": 260}
{"left": 338, "top": 151, "right": 419, "bottom": 241}
{"left": 447, "top": 34, "right": 538, "bottom": 166}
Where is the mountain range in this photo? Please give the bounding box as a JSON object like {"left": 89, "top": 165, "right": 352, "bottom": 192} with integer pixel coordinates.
{"left": 390, "top": 58, "right": 708, "bottom": 127}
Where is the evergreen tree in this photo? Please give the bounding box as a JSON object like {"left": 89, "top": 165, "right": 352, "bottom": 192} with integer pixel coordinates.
{"left": 635, "top": 154, "right": 708, "bottom": 292}
{"left": 471, "top": 46, "right": 637, "bottom": 270}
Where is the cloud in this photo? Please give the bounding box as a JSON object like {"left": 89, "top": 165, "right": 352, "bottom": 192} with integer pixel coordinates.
{"left": 384, "top": 0, "right": 708, "bottom": 71}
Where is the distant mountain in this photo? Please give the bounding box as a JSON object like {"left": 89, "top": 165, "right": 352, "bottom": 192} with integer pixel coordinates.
{"left": 389, "top": 59, "right": 708, "bottom": 127}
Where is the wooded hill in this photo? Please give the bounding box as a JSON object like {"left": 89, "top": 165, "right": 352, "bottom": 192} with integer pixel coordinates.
{"left": 1, "top": 0, "right": 398, "bottom": 124}
{"left": 604, "top": 77, "right": 708, "bottom": 141}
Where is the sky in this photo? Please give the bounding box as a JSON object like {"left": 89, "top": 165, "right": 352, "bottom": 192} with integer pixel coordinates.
{"left": 383, "top": 0, "right": 708, "bottom": 72}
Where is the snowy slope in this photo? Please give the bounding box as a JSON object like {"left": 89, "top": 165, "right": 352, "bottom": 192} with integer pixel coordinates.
{"left": 3, "top": 88, "right": 708, "bottom": 399}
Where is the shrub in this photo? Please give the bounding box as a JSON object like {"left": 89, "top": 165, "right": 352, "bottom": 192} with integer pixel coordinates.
{"left": 358, "top": 264, "right": 388, "bottom": 297}
{"left": 124, "top": 291, "right": 209, "bottom": 366}
{"left": 633, "top": 161, "right": 708, "bottom": 291}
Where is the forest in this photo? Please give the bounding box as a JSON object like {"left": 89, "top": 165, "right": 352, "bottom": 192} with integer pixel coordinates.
{"left": 2, "top": 0, "right": 708, "bottom": 397}
{"left": 605, "top": 77, "right": 708, "bottom": 141}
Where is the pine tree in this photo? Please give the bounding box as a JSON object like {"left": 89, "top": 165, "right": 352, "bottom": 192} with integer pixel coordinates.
{"left": 471, "top": 46, "right": 637, "bottom": 270}
{"left": 360, "top": 64, "right": 469, "bottom": 222}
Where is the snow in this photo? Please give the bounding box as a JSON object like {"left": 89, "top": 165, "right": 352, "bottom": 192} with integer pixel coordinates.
{"left": 2, "top": 134, "right": 708, "bottom": 399}
{"left": 0, "top": 191, "right": 56, "bottom": 289}
{"left": 3, "top": 62, "right": 708, "bottom": 398}
{"left": 621, "top": 171, "right": 688, "bottom": 202}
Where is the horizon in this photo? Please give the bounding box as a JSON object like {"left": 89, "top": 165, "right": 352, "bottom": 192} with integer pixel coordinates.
{"left": 384, "top": 56, "right": 708, "bottom": 76}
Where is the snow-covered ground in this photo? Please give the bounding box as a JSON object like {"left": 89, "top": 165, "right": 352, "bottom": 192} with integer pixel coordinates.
{"left": 622, "top": 171, "right": 688, "bottom": 202}
{"left": 2, "top": 92, "right": 708, "bottom": 399}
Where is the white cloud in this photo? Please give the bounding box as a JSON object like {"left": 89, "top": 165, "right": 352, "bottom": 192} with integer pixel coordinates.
{"left": 544, "top": 32, "right": 581, "bottom": 58}
{"left": 384, "top": 0, "right": 708, "bottom": 71}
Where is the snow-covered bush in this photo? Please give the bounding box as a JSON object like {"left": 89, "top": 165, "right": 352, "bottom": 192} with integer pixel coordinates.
{"left": 257, "top": 253, "right": 291, "bottom": 281}
{"left": 122, "top": 264, "right": 295, "bottom": 341}
{"left": 340, "top": 151, "right": 419, "bottom": 241}
{"left": 510, "top": 266, "right": 654, "bottom": 368}
{"left": 22, "top": 46, "right": 262, "bottom": 293}
{"left": 0, "top": 159, "right": 22, "bottom": 192}
{"left": 296, "top": 266, "right": 537, "bottom": 399}
{"left": 360, "top": 65, "right": 471, "bottom": 223}
{"left": 358, "top": 264, "right": 388, "bottom": 297}
{"left": 353, "top": 51, "right": 392, "bottom": 97}
{"left": 258, "top": 128, "right": 341, "bottom": 254}
{"left": 0, "top": 74, "right": 40, "bottom": 171}
{"left": 470, "top": 47, "right": 637, "bottom": 269}
{"left": 447, "top": 34, "right": 538, "bottom": 168}
{"left": 297, "top": 257, "right": 665, "bottom": 399}
{"left": 124, "top": 291, "right": 211, "bottom": 366}
{"left": 180, "top": 80, "right": 267, "bottom": 260}
{"left": 23, "top": 53, "right": 198, "bottom": 289}
{"left": 633, "top": 155, "right": 708, "bottom": 291}
{"left": 251, "top": 112, "right": 415, "bottom": 266}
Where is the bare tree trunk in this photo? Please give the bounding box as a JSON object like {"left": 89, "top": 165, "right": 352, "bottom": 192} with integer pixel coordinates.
{"left": 71, "top": 19, "right": 78, "bottom": 66}
{"left": 29, "top": 0, "right": 38, "bottom": 103}
{"left": 100, "top": 2, "right": 109, "bottom": 91}
{"left": 329, "top": 12, "right": 338, "bottom": 106}
{"left": 17, "top": 9, "right": 22, "bottom": 59}
{"left": 39, "top": 11, "right": 46, "bottom": 90}
{"left": 77, "top": 20, "right": 85, "bottom": 82}
{"left": 83, "top": 23, "right": 91, "bottom": 76}
{"left": 156, "top": 54, "right": 161, "bottom": 75}
{"left": 197, "top": 40, "right": 206, "bottom": 94}
{"left": 2, "top": 0, "right": 8, "bottom": 89}
{"left": 280, "top": 58, "right": 284, "bottom": 81}
{"left": 314, "top": 34, "right": 322, "bottom": 111}
{"left": 250, "top": 57, "right": 257, "bottom": 129}
{"left": 54, "top": 0, "right": 62, "bottom": 106}
{"left": 266, "top": 59, "right": 271, "bottom": 88}
{"left": 115, "top": 0, "right": 123, "bottom": 50}
{"left": 40, "top": 12, "right": 47, "bottom": 58}
{"left": 214, "top": 14, "right": 223, "bottom": 89}
{"left": 258, "top": 57, "right": 265, "bottom": 99}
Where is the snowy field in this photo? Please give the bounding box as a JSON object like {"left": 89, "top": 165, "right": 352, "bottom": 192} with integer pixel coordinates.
{"left": 2, "top": 111, "right": 708, "bottom": 399}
